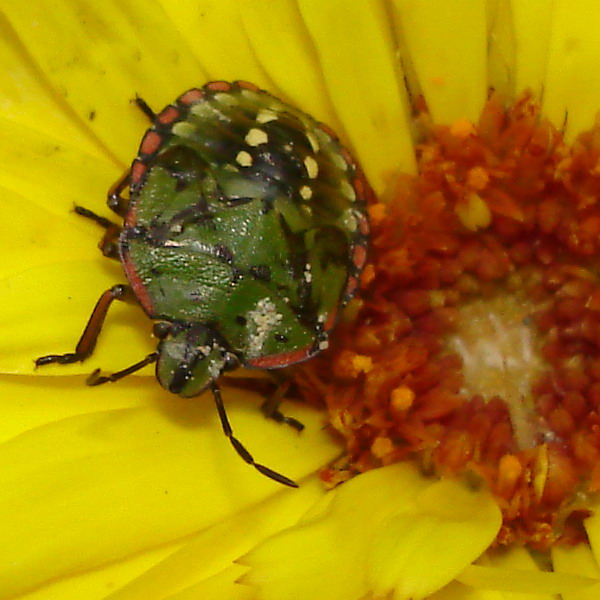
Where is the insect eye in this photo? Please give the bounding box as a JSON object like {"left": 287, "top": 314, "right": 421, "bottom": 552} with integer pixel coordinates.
{"left": 223, "top": 352, "right": 240, "bottom": 371}
{"left": 152, "top": 321, "right": 172, "bottom": 339}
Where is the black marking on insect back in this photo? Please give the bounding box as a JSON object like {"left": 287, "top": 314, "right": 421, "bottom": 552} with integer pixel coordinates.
{"left": 230, "top": 268, "right": 244, "bottom": 286}
{"left": 274, "top": 333, "right": 289, "bottom": 343}
{"left": 218, "top": 195, "right": 255, "bottom": 208}
{"left": 168, "top": 346, "right": 200, "bottom": 395}
{"left": 214, "top": 244, "right": 234, "bottom": 264}
{"left": 249, "top": 264, "right": 271, "bottom": 282}
{"left": 162, "top": 203, "right": 214, "bottom": 236}
{"left": 236, "top": 315, "right": 247, "bottom": 326}
{"left": 174, "top": 176, "right": 188, "bottom": 192}
{"left": 275, "top": 212, "right": 314, "bottom": 318}
{"left": 260, "top": 197, "right": 275, "bottom": 215}
{"left": 252, "top": 148, "right": 306, "bottom": 193}
{"left": 157, "top": 145, "right": 209, "bottom": 190}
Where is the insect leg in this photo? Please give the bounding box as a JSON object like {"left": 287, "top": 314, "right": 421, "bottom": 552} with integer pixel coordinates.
{"left": 210, "top": 383, "right": 299, "bottom": 488}
{"left": 35, "top": 284, "right": 133, "bottom": 366}
{"left": 134, "top": 96, "right": 156, "bottom": 121}
{"left": 74, "top": 205, "right": 121, "bottom": 259}
{"left": 260, "top": 382, "right": 305, "bottom": 432}
{"left": 221, "top": 376, "right": 305, "bottom": 432}
{"left": 106, "top": 169, "right": 131, "bottom": 218}
{"left": 86, "top": 352, "right": 159, "bottom": 385}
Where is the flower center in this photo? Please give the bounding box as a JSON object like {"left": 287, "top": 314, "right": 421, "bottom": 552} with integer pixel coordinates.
{"left": 447, "top": 294, "right": 545, "bottom": 451}
{"left": 295, "top": 93, "right": 600, "bottom": 550}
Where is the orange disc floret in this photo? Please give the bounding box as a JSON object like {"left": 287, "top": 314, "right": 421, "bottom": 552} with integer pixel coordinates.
{"left": 295, "top": 92, "right": 600, "bottom": 550}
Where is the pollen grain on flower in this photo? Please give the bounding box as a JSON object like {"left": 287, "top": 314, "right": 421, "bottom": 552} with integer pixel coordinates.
{"left": 295, "top": 92, "right": 600, "bottom": 551}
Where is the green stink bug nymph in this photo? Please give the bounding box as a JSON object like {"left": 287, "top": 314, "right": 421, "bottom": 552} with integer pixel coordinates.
{"left": 36, "top": 81, "right": 371, "bottom": 487}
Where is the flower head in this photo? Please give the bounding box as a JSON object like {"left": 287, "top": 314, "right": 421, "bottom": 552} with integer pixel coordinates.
{"left": 2, "top": 1, "right": 600, "bottom": 600}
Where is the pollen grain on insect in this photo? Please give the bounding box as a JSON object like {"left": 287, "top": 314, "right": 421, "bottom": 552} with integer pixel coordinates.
{"left": 303, "top": 262, "right": 313, "bottom": 283}
{"left": 246, "top": 297, "right": 284, "bottom": 357}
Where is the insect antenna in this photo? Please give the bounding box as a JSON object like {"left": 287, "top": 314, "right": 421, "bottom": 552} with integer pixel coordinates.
{"left": 210, "top": 383, "right": 299, "bottom": 488}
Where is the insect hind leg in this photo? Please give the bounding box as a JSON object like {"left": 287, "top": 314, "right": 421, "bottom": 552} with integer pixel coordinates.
{"left": 74, "top": 206, "right": 121, "bottom": 259}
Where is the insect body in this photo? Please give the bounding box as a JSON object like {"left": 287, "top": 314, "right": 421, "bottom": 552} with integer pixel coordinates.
{"left": 36, "top": 81, "right": 371, "bottom": 486}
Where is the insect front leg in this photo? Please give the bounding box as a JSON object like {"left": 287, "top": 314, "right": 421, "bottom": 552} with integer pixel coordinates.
{"left": 211, "top": 383, "right": 299, "bottom": 488}
{"left": 86, "top": 352, "right": 158, "bottom": 385}
{"left": 35, "top": 284, "right": 133, "bottom": 366}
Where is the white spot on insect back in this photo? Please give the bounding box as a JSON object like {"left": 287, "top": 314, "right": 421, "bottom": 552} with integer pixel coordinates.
{"left": 319, "top": 340, "right": 329, "bottom": 350}
{"left": 214, "top": 92, "right": 238, "bottom": 106}
{"left": 340, "top": 179, "right": 357, "bottom": 201}
{"left": 304, "top": 155, "right": 318, "bottom": 179}
{"left": 305, "top": 131, "right": 320, "bottom": 153}
{"left": 341, "top": 208, "right": 358, "bottom": 232}
{"left": 245, "top": 127, "right": 269, "bottom": 146}
{"left": 331, "top": 151, "right": 348, "bottom": 171}
{"left": 247, "top": 298, "right": 283, "bottom": 357}
{"left": 236, "top": 150, "right": 253, "bottom": 167}
{"left": 256, "top": 109, "right": 278, "bottom": 124}
{"left": 171, "top": 121, "right": 197, "bottom": 139}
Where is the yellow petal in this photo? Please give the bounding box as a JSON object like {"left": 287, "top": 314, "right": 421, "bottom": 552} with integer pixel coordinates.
{"left": 458, "top": 564, "right": 597, "bottom": 596}
{"left": 367, "top": 478, "right": 501, "bottom": 599}
{"left": 238, "top": 0, "right": 340, "bottom": 128}
{"left": 459, "top": 545, "right": 597, "bottom": 597}
{"left": 157, "top": 565, "right": 252, "bottom": 600}
{"left": 0, "top": 391, "right": 338, "bottom": 598}
{"left": 553, "top": 543, "right": 600, "bottom": 600}
{"left": 487, "top": 0, "right": 517, "bottom": 98}
{"left": 0, "top": 260, "right": 152, "bottom": 374}
{"left": 241, "top": 463, "right": 439, "bottom": 600}
{"left": 298, "top": 0, "right": 416, "bottom": 195}
{"left": 0, "top": 188, "right": 98, "bottom": 282}
{"left": 427, "top": 580, "right": 501, "bottom": 600}
{"left": 2, "top": 1, "right": 206, "bottom": 164}
{"left": 102, "top": 475, "right": 327, "bottom": 600}
{"left": 0, "top": 374, "right": 154, "bottom": 443}
{"left": 0, "top": 117, "right": 117, "bottom": 221}
{"left": 17, "top": 540, "right": 186, "bottom": 600}
{"left": 156, "top": 0, "right": 267, "bottom": 87}
{"left": 0, "top": 15, "right": 106, "bottom": 158}
{"left": 391, "top": 0, "right": 487, "bottom": 124}
{"left": 543, "top": 0, "right": 600, "bottom": 139}
{"left": 584, "top": 499, "right": 600, "bottom": 576}
{"left": 511, "top": 0, "right": 555, "bottom": 100}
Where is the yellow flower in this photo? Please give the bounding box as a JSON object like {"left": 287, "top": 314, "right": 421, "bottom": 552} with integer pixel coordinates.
{"left": 2, "top": 1, "right": 600, "bottom": 599}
